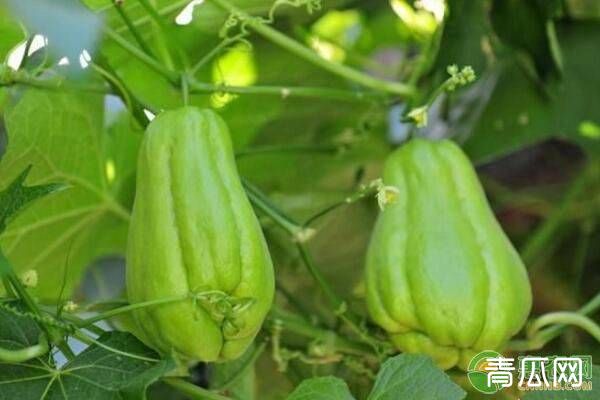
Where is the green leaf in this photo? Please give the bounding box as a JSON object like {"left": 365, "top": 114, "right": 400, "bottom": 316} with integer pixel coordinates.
{"left": 490, "top": 0, "right": 562, "bottom": 80}
{"left": 219, "top": 94, "right": 283, "bottom": 150}
{"left": 367, "top": 354, "right": 466, "bottom": 400}
{"left": 523, "top": 365, "right": 600, "bottom": 399}
{"left": 0, "top": 5, "right": 25, "bottom": 62}
{"left": 85, "top": 0, "right": 190, "bottom": 33}
{"left": 0, "top": 89, "right": 133, "bottom": 300}
{"left": 463, "top": 22, "right": 600, "bottom": 162}
{"left": 286, "top": 376, "right": 355, "bottom": 400}
{"left": 0, "top": 165, "right": 65, "bottom": 233}
{"left": 0, "top": 330, "right": 174, "bottom": 400}
{"left": 6, "top": 0, "right": 102, "bottom": 63}
{"left": 432, "top": 0, "right": 492, "bottom": 81}
{"left": 0, "top": 301, "right": 45, "bottom": 359}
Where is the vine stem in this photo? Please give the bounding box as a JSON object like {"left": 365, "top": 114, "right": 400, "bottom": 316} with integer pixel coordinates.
{"left": 241, "top": 178, "right": 305, "bottom": 237}
{"left": 59, "top": 312, "right": 105, "bottom": 336}
{"left": 208, "top": 0, "right": 415, "bottom": 97}
{"left": 528, "top": 312, "right": 600, "bottom": 344}
{"left": 507, "top": 292, "right": 600, "bottom": 351}
{"left": 187, "top": 79, "right": 384, "bottom": 102}
{"left": 92, "top": 56, "right": 149, "bottom": 127}
{"left": 243, "top": 179, "right": 387, "bottom": 353}
{"left": 407, "top": 17, "right": 444, "bottom": 87}
{"left": 73, "top": 330, "right": 160, "bottom": 363}
{"left": 76, "top": 294, "right": 190, "bottom": 327}
{"left": 0, "top": 333, "right": 48, "bottom": 362}
{"left": 236, "top": 144, "right": 340, "bottom": 158}
{"left": 2, "top": 73, "right": 108, "bottom": 93}
{"left": 534, "top": 292, "right": 600, "bottom": 342}
{"left": 242, "top": 179, "right": 341, "bottom": 305}
{"left": 0, "top": 250, "right": 73, "bottom": 359}
{"left": 104, "top": 27, "right": 179, "bottom": 84}
{"left": 276, "top": 282, "right": 321, "bottom": 321}
{"left": 270, "top": 306, "right": 374, "bottom": 358}
{"left": 164, "top": 378, "right": 232, "bottom": 400}
{"left": 190, "top": 34, "right": 249, "bottom": 76}
{"left": 294, "top": 27, "right": 389, "bottom": 76}
{"left": 303, "top": 183, "right": 381, "bottom": 227}
{"left": 136, "top": 0, "right": 187, "bottom": 69}
{"left": 3, "top": 72, "right": 379, "bottom": 103}
{"left": 112, "top": 0, "right": 154, "bottom": 57}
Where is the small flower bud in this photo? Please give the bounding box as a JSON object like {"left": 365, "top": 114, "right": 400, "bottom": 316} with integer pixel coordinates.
{"left": 376, "top": 185, "right": 400, "bottom": 210}
{"left": 294, "top": 227, "right": 317, "bottom": 243}
{"left": 407, "top": 106, "right": 428, "bottom": 128}
{"left": 63, "top": 301, "right": 78, "bottom": 312}
{"left": 21, "top": 270, "right": 38, "bottom": 288}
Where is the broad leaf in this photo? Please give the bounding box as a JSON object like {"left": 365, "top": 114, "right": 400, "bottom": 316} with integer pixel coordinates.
{"left": 0, "top": 89, "right": 133, "bottom": 300}
{"left": 464, "top": 22, "right": 600, "bottom": 162}
{"left": 0, "top": 165, "right": 65, "bottom": 233}
{"left": 287, "top": 376, "right": 355, "bottom": 400}
{"left": 0, "top": 301, "right": 46, "bottom": 361}
{"left": 367, "top": 354, "right": 466, "bottom": 400}
{"left": 6, "top": 0, "right": 102, "bottom": 64}
{"left": 0, "top": 329, "right": 173, "bottom": 400}
{"left": 0, "top": 5, "right": 25, "bottom": 62}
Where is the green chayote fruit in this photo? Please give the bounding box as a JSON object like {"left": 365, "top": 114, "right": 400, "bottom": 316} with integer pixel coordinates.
{"left": 127, "top": 107, "right": 274, "bottom": 362}
{"left": 365, "top": 138, "right": 532, "bottom": 370}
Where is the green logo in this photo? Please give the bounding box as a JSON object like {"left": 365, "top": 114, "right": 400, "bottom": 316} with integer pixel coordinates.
{"left": 467, "top": 350, "right": 504, "bottom": 394}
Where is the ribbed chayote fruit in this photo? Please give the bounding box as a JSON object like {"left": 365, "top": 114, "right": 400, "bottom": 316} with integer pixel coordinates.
{"left": 127, "top": 107, "right": 274, "bottom": 362}
{"left": 366, "top": 138, "right": 532, "bottom": 370}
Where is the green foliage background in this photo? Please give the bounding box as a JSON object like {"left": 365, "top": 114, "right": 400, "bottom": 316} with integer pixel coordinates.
{"left": 0, "top": 0, "right": 599, "bottom": 399}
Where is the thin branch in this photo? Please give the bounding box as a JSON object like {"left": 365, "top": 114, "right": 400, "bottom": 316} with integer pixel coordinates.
{"left": 270, "top": 306, "right": 374, "bottom": 358}
{"left": 528, "top": 312, "right": 600, "bottom": 344}
{"left": 104, "top": 27, "right": 179, "bottom": 84}
{"left": 241, "top": 178, "right": 305, "bottom": 237}
{"left": 2, "top": 73, "right": 109, "bottom": 93}
{"left": 188, "top": 79, "right": 384, "bottom": 102}
{"left": 0, "top": 333, "right": 49, "bottom": 362}
{"left": 190, "top": 34, "right": 248, "bottom": 76}
{"left": 507, "top": 291, "right": 600, "bottom": 351}
{"left": 236, "top": 144, "right": 340, "bottom": 158}
{"left": 93, "top": 55, "right": 149, "bottom": 127}
{"left": 74, "top": 330, "right": 159, "bottom": 362}
{"left": 76, "top": 295, "right": 189, "bottom": 327}
{"left": 208, "top": 0, "right": 415, "bottom": 97}
{"left": 112, "top": 0, "right": 155, "bottom": 56}
{"left": 243, "top": 179, "right": 388, "bottom": 354}
{"left": 136, "top": 0, "right": 185, "bottom": 69}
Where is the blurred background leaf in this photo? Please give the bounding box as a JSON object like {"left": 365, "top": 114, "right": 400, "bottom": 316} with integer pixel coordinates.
{"left": 6, "top": 0, "right": 102, "bottom": 69}
{"left": 0, "top": 89, "right": 134, "bottom": 300}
